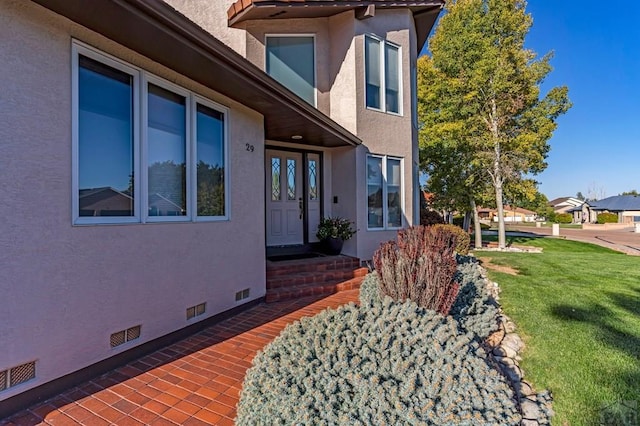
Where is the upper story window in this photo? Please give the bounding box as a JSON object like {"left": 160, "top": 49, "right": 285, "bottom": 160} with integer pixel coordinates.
{"left": 365, "top": 35, "right": 401, "bottom": 115}
{"left": 266, "top": 35, "right": 316, "bottom": 106}
{"left": 73, "top": 42, "right": 228, "bottom": 225}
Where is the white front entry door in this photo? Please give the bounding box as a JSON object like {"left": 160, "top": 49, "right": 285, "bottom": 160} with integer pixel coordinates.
{"left": 266, "top": 150, "right": 304, "bottom": 246}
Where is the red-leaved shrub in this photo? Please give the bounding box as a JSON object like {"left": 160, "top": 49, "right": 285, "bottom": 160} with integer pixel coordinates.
{"left": 373, "top": 225, "right": 460, "bottom": 315}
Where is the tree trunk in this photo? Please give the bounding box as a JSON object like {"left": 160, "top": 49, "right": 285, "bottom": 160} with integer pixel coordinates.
{"left": 495, "top": 176, "right": 506, "bottom": 249}
{"left": 463, "top": 211, "right": 472, "bottom": 232}
{"left": 470, "top": 198, "right": 482, "bottom": 249}
{"left": 490, "top": 98, "right": 507, "bottom": 249}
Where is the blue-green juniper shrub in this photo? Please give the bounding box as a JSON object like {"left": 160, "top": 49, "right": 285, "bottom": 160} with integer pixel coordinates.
{"left": 236, "top": 299, "right": 520, "bottom": 425}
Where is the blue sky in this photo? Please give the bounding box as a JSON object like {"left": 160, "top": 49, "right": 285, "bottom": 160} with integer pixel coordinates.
{"left": 524, "top": 1, "right": 640, "bottom": 200}
{"left": 422, "top": 1, "right": 640, "bottom": 201}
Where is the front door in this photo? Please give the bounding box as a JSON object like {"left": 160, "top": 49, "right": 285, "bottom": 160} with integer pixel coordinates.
{"left": 266, "top": 149, "right": 322, "bottom": 246}
{"left": 266, "top": 150, "right": 304, "bottom": 246}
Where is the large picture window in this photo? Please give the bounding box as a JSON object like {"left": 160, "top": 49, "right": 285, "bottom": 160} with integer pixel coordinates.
{"left": 73, "top": 43, "right": 228, "bottom": 225}
{"left": 266, "top": 36, "right": 316, "bottom": 106}
{"left": 365, "top": 35, "right": 401, "bottom": 115}
{"left": 367, "top": 155, "right": 404, "bottom": 229}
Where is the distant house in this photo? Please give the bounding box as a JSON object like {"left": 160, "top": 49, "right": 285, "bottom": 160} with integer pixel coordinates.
{"left": 478, "top": 206, "right": 537, "bottom": 223}
{"left": 548, "top": 197, "right": 583, "bottom": 214}
{"left": 79, "top": 187, "right": 133, "bottom": 217}
{"left": 581, "top": 195, "right": 640, "bottom": 224}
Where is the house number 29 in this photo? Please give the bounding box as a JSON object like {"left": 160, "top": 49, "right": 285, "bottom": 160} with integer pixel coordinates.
{"left": 245, "top": 144, "right": 255, "bottom": 152}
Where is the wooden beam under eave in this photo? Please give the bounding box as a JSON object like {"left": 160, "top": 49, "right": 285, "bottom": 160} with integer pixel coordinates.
{"left": 355, "top": 4, "right": 375, "bottom": 20}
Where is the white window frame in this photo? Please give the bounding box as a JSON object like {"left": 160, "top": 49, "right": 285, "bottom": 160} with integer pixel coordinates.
{"left": 366, "top": 154, "right": 405, "bottom": 231}
{"left": 143, "top": 74, "right": 192, "bottom": 223}
{"left": 364, "top": 35, "right": 402, "bottom": 116}
{"left": 265, "top": 34, "right": 317, "bottom": 107}
{"left": 72, "top": 41, "right": 229, "bottom": 225}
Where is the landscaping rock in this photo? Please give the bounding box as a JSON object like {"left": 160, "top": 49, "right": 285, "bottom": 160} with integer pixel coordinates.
{"left": 501, "top": 364, "right": 523, "bottom": 383}
{"left": 521, "top": 399, "right": 542, "bottom": 420}
{"left": 502, "top": 333, "right": 524, "bottom": 352}
{"left": 486, "top": 327, "right": 505, "bottom": 347}
{"left": 499, "top": 343, "right": 518, "bottom": 359}
{"left": 514, "top": 380, "right": 534, "bottom": 397}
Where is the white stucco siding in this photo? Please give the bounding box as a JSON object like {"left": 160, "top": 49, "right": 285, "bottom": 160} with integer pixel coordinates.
{"left": 0, "top": 0, "right": 265, "bottom": 400}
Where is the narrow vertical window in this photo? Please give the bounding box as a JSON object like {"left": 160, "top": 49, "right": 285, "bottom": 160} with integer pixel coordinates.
{"left": 387, "top": 158, "right": 402, "bottom": 227}
{"left": 271, "top": 157, "right": 281, "bottom": 201}
{"left": 365, "top": 37, "right": 381, "bottom": 110}
{"left": 78, "top": 56, "right": 135, "bottom": 217}
{"left": 266, "top": 36, "right": 316, "bottom": 106}
{"left": 367, "top": 156, "right": 383, "bottom": 229}
{"left": 287, "top": 158, "right": 296, "bottom": 200}
{"left": 385, "top": 44, "right": 400, "bottom": 114}
{"left": 147, "top": 84, "right": 187, "bottom": 217}
{"left": 196, "top": 103, "right": 225, "bottom": 217}
{"left": 308, "top": 159, "right": 318, "bottom": 201}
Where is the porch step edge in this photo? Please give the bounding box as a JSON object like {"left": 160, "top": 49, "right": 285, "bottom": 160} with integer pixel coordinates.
{"left": 265, "top": 276, "right": 365, "bottom": 303}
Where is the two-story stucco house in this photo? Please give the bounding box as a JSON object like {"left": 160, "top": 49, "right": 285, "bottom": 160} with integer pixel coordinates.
{"left": 0, "top": 0, "right": 443, "bottom": 414}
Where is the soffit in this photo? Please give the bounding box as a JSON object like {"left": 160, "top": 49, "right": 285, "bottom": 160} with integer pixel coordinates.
{"left": 30, "top": 0, "right": 361, "bottom": 148}
{"left": 227, "top": 0, "right": 445, "bottom": 52}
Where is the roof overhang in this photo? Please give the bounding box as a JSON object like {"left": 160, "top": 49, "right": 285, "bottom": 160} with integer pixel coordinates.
{"left": 227, "top": 0, "right": 445, "bottom": 53}
{"left": 30, "top": 0, "right": 361, "bottom": 148}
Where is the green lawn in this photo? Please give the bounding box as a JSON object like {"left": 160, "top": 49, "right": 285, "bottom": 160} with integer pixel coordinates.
{"left": 474, "top": 237, "right": 640, "bottom": 425}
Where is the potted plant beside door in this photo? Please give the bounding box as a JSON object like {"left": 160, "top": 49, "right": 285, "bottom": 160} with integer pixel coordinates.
{"left": 316, "top": 217, "right": 356, "bottom": 255}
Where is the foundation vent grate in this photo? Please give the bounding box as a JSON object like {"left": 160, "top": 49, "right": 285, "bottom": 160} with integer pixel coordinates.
{"left": 111, "top": 325, "right": 142, "bottom": 348}
{"left": 110, "top": 331, "right": 126, "bottom": 348}
{"left": 187, "top": 302, "right": 206, "bottom": 320}
{"left": 10, "top": 362, "right": 36, "bottom": 387}
{"left": 0, "top": 361, "right": 36, "bottom": 392}
{"left": 126, "top": 325, "right": 141, "bottom": 341}
{"left": 235, "top": 288, "right": 250, "bottom": 301}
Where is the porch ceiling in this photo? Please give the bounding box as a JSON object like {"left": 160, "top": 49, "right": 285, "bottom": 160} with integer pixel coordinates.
{"left": 31, "top": 0, "right": 361, "bottom": 148}
{"left": 227, "top": 0, "right": 445, "bottom": 53}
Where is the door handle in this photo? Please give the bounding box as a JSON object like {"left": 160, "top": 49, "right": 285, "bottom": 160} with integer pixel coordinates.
{"left": 298, "top": 197, "right": 303, "bottom": 220}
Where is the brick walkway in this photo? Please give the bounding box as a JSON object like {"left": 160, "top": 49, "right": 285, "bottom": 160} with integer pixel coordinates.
{"left": 5, "top": 290, "right": 360, "bottom": 425}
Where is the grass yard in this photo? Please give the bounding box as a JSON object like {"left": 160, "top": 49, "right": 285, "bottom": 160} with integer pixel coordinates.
{"left": 474, "top": 237, "right": 640, "bottom": 425}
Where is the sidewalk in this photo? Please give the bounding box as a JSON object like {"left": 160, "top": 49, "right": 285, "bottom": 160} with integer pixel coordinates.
{"left": 504, "top": 225, "right": 640, "bottom": 256}
{"left": 5, "top": 290, "right": 360, "bottom": 425}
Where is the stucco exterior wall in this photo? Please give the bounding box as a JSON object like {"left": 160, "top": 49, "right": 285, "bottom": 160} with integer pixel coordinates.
{"left": 0, "top": 0, "right": 265, "bottom": 400}
{"left": 353, "top": 10, "right": 418, "bottom": 259}
{"left": 163, "top": 0, "right": 247, "bottom": 56}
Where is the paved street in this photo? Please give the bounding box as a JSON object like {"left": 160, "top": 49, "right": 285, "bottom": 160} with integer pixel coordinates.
{"left": 506, "top": 225, "right": 640, "bottom": 256}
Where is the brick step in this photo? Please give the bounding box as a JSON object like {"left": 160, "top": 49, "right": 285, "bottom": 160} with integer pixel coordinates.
{"left": 267, "top": 267, "right": 368, "bottom": 290}
{"left": 266, "top": 255, "right": 360, "bottom": 278}
{"left": 265, "top": 276, "right": 365, "bottom": 303}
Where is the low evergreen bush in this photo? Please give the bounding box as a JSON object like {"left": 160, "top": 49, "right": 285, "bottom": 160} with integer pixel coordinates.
{"left": 555, "top": 213, "right": 572, "bottom": 224}
{"left": 433, "top": 224, "right": 471, "bottom": 255}
{"left": 373, "top": 226, "right": 460, "bottom": 315}
{"left": 596, "top": 212, "right": 618, "bottom": 224}
{"left": 237, "top": 299, "right": 520, "bottom": 425}
{"left": 360, "top": 255, "right": 498, "bottom": 341}
{"left": 450, "top": 255, "right": 499, "bottom": 340}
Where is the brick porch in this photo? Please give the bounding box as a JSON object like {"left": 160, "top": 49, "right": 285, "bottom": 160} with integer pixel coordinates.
{"left": 4, "top": 290, "right": 360, "bottom": 425}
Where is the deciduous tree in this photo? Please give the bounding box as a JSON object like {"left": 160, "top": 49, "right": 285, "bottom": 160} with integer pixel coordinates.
{"left": 419, "top": 0, "right": 571, "bottom": 248}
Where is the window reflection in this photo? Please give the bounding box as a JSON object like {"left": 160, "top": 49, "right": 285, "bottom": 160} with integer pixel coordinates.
{"left": 196, "top": 103, "right": 225, "bottom": 216}
{"left": 78, "top": 55, "right": 134, "bottom": 217}
{"left": 147, "top": 84, "right": 186, "bottom": 217}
